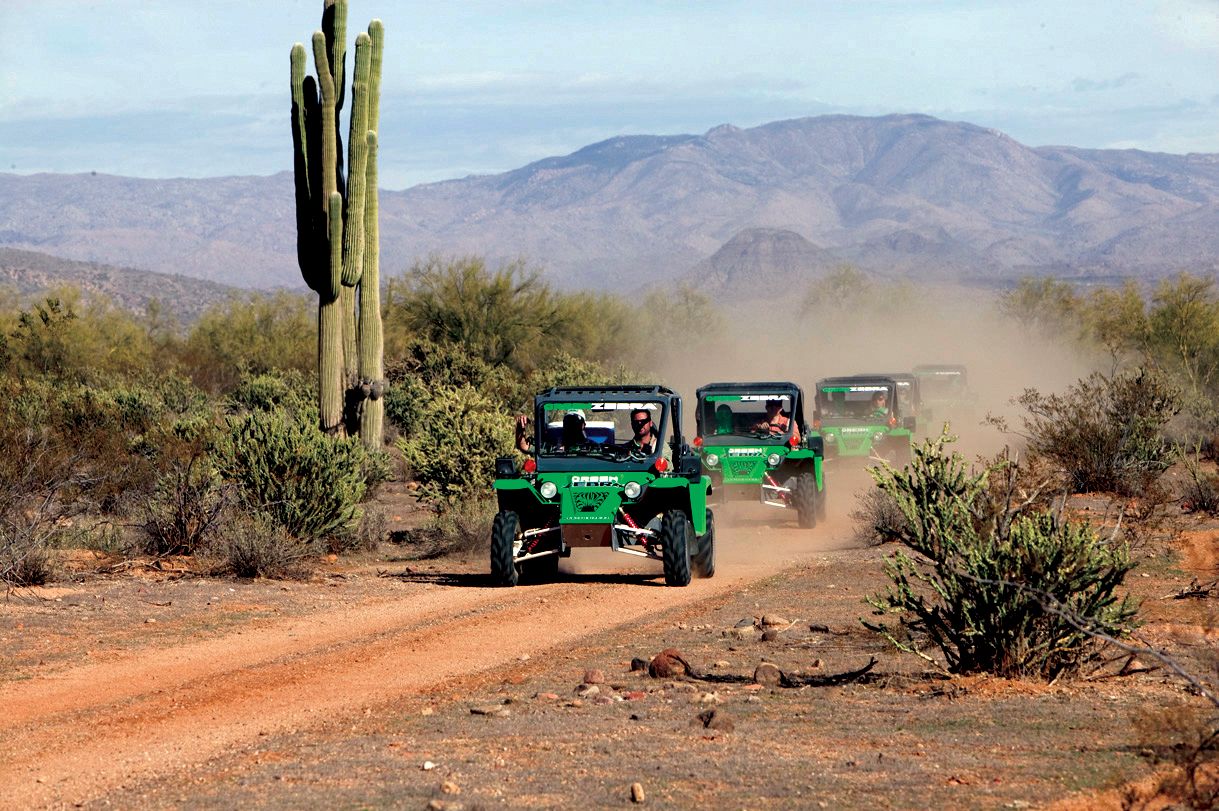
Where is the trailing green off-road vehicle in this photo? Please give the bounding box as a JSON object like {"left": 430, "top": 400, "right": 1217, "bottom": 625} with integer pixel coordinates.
{"left": 879, "top": 372, "right": 922, "bottom": 435}
{"left": 491, "top": 386, "right": 713, "bottom": 587}
{"left": 812, "top": 375, "right": 915, "bottom": 467}
{"left": 912, "top": 364, "right": 975, "bottom": 431}
{"left": 693, "top": 382, "right": 825, "bottom": 528}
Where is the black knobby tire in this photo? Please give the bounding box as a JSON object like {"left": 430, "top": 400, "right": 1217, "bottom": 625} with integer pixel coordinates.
{"left": 490, "top": 510, "right": 520, "bottom": 587}
{"left": 692, "top": 508, "right": 716, "bottom": 579}
{"left": 660, "top": 509, "right": 692, "bottom": 587}
{"left": 793, "top": 472, "right": 818, "bottom": 529}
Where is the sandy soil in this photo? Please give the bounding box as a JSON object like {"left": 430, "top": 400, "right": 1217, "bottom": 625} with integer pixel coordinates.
{"left": 1, "top": 482, "right": 1214, "bottom": 809}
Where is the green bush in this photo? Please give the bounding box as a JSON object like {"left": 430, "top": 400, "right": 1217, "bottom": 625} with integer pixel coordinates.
{"left": 1013, "top": 368, "right": 1180, "bottom": 496}
{"left": 867, "top": 434, "right": 1138, "bottom": 679}
{"left": 395, "top": 384, "right": 513, "bottom": 504}
{"left": 218, "top": 409, "right": 367, "bottom": 540}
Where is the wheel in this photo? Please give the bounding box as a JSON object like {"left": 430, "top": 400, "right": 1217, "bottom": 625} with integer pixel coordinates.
{"left": 793, "top": 472, "right": 818, "bottom": 529}
{"left": 490, "top": 510, "right": 520, "bottom": 587}
{"left": 660, "top": 509, "right": 692, "bottom": 587}
{"left": 692, "top": 508, "right": 716, "bottom": 579}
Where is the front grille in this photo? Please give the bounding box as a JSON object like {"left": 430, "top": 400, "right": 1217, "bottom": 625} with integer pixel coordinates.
{"left": 572, "top": 490, "right": 611, "bottom": 513}
{"left": 727, "top": 460, "right": 759, "bottom": 478}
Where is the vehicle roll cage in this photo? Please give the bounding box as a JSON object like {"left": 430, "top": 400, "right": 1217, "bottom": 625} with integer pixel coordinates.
{"left": 813, "top": 375, "right": 904, "bottom": 420}
{"left": 694, "top": 381, "right": 807, "bottom": 437}
{"left": 531, "top": 385, "right": 685, "bottom": 471}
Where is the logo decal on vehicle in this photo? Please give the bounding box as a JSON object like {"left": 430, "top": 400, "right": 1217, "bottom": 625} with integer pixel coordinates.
{"left": 726, "top": 448, "right": 764, "bottom": 456}
{"left": 571, "top": 475, "right": 620, "bottom": 487}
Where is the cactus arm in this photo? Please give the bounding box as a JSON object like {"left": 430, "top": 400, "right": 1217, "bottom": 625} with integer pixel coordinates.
{"left": 311, "top": 32, "right": 338, "bottom": 234}
{"left": 317, "top": 192, "right": 345, "bottom": 434}
{"left": 366, "top": 20, "right": 384, "bottom": 133}
{"left": 358, "top": 129, "right": 384, "bottom": 448}
{"left": 290, "top": 43, "right": 320, "bottom": 292}
{"left": 340, "top": 31, "right": 371, "bottom": 288}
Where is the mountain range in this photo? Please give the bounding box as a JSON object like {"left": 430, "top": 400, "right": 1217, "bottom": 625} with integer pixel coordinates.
{"left": 4, "top": 113, "right": 1219, "bottom": 297}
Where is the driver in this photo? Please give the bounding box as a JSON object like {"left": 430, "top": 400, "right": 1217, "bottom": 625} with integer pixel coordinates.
{"left": 753, "top": 398, "right": 801, "bottom": 442}
{"left": 623, "top": 408, "right": 661, "bottom": 456}
{"left": 870, "top": 391, "right": 890, "bottom": 417}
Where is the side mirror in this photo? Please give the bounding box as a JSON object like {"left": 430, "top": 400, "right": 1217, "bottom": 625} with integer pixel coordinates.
{"left": 677, "top": 443, "right": 702, "bottom": 478}
{"left": 495, "top": 456, "right": 519, "bottom": 478}
{"left": 807, "top": 435, "right": 824, "bottom": 456}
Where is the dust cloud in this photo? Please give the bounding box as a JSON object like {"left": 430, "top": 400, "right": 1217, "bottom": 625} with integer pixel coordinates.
{"left": 645, "top": 282, "right": 1099, "bottom": 538}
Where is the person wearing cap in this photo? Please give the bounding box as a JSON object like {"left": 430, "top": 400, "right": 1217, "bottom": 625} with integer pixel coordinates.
{"left": 753, "top": 398, "right": 800, "bottom": 442}
{"left": 870, "top": 391, "right": 890, "bottom": 418}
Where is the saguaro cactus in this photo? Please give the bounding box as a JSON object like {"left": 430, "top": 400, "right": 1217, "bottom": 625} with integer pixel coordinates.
{"left": 290, "top": 0, "right": 385, "bottom": 448}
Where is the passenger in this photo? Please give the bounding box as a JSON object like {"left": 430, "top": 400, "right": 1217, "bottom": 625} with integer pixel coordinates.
{"left": 754, "top": 398, "right": 801, "bottom": 442}
{"left": 560, "top": 410, "right": 589, "bottom": 451}
{"left": 514, "top": 413, "right": 532, "bottom": 454}
{"left": 714, "top": 404, "right": 734, "bottom": 435}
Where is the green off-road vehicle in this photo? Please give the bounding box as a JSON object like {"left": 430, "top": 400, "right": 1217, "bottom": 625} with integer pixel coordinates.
{"left": 693, "top": 382, "right": 825, "bottom": 528}
{"left": 912, "top": 364, "right": 975, "bottom": 431}
{"left": 812, "top": 375, "right": 915, "bottom": 467}
{"left": 491, "top": 386, "right": 713, "bottom": 588}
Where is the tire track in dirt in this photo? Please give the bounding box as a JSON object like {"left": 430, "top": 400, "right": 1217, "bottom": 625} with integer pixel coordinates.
{"left": 0, "top": 503, "right": 855, "bottom": 809}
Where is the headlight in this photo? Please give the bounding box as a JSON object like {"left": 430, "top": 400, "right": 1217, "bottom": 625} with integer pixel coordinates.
{"left": 872, "top": 432, "right": 885, "bottom": 443}
{"left": 539, "top": 481, "right": 558, "bottom": 499}
{"left": 767, "top": 453, "right": 781, "bottom": 467}
{"left": 705, "top": 453, "right": 719, "bottom": 467}
{"left": 623, "top": 481, "right": 642, "bottom": 499}
{"left": 824, "top": 433, "right": 836, "bottom": 443}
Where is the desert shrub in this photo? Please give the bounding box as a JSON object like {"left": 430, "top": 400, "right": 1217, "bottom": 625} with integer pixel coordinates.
{"left": 0, "top": 421, "right": 87, "bottom": 585}
{"left": 395, "top": 384, "right": 513, "bottom": 504}
{"left": 1179, "top": 445, "right": 1219, "bottom": 515}
{"left": 218, "top": 409, "right": 367, "bottom": 540}
{"left": 1012, "top": 368, "right": 1180, "bottom": 496}
{"left": 180, "top": 291, "right": 315, "bottom": 392}
{"left": 389, "top": 256, "right": 568, "bottom": 371}
{"left": 851, "top": 487, "right": 909, "bottom": 547}
{"left": 208, "top": 511, "right": 316, "bottom": 579}
{"left": 393, "top": 498, "right": 498, "bottom": 559}
{"left": 866, "top": 434, "right": 1138, "bottom": 679}
{"left": 225, "top": 369, "right": 316, "bottom": 420}
{"left": 140, "top": 448, "right": 230, "bottom": 556}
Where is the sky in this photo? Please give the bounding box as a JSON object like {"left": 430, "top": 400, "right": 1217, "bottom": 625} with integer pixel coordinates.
{"left": 2, "top": 0, "right": 1219, "bottom": 189}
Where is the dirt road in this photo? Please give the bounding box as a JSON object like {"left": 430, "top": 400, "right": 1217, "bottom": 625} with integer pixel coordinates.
{"left": 1, "top": 500, "right": 856, "bottom": 808}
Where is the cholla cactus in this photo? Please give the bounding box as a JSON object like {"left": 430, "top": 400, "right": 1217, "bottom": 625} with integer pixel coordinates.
{"left": 290, "top": 0, "right": 385, "bottom": 448}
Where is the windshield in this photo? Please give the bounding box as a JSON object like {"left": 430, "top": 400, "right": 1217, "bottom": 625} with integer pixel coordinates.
{"left": 536, "top": 399, "right": 667, "bottom": 461}
{"left": 697, "top": 393, "right": 796, "bottom": 444}
{"left": 816, "top": 383, "right": 896, "bottom": 422}
{"left": 893, "top": 380, "right": 917, "bottom": 415}
{"left": 917, "top": 371, "right": 965, "bottom": 399}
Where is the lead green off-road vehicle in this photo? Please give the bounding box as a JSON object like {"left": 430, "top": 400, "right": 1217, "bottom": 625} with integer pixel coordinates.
{"left": 694, "top": 382, "right": 825, "bottom": 528}
{"left": 491, "top": 386, "right": 713, "bottom": 588}
{"left": 812, "top": 375, "right": 915, "bottom": 467}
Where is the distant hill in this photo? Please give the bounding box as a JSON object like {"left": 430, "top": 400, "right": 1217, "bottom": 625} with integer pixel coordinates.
{"left": 0, "top": 247, "right": 241, "bottom": 323}
{"left": 685, "top": 228, "right": 842, "bottom": 299}
{"left": 5, "top": 114, "right": 1219, "bottom": 292}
